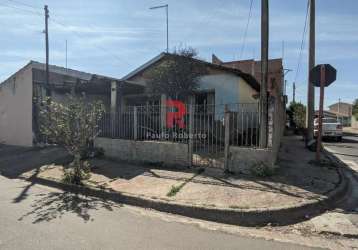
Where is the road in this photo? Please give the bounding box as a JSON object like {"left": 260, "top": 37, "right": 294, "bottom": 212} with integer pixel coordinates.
{"left": 324, "top": 131, "right": 358, "bottom": 229}
{"left": 324, "top": 131, "right": 358, "bottom": 172}
{"left": 0, "top": 176, "right": 323, "bottom": 250}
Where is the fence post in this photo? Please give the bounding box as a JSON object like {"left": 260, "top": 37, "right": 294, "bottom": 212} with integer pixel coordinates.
{"left": 133, "top": 106, "right": 138, "bottom": 140}
{"left": 160, "top": 94, "right": 167, "bottom": 137}
{"left": 110, "top": 80, "right": 117, "bottom": 138}
{"left": 188, "top": 99, "right": 194, "bottom": 167}
{"left": 224, "top": 104, "right": 230, "bottom": 172}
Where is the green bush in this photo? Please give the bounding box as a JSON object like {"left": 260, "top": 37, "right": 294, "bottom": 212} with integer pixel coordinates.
{"left": 287, "top": 102, "right": 306, "bottom": 130}
{"left": 40, "top": 94, "right": 104, "bottom": 185}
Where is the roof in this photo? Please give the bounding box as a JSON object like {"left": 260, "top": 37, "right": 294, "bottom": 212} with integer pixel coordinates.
{"left": 314, "top": 110, "right": 351, "bottom": 118}
{"left": 1, "top": 60, "right": 120, "bottom": 86}
{"left": 121, "top": 52, "right": 260, "bottom": 92}
{"left": 329, "top": 102, "right": 352, "bottom": 108}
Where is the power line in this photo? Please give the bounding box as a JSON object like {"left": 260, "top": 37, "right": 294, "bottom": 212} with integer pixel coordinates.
{"left": 1, "top": 0, "right": 131, "bottom": 66}
{"left": 239, "top": 0, "right": 254, "bottom": 59}
{"left": 0, "top": 1, "right": 42, "bottom": 15}
{"left": 294, "top": 0, "right": 309, "bottom": 84}
{"left": 5, "top": 0, "right": 40, "bottom": 10}
{"left": 49, "top": 17, "right": 131, "bottom": 66}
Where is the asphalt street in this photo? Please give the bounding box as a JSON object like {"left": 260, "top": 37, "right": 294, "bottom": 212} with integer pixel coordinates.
{"left": 324, "top": 131, "right": 358, "bottom": 229}
{"left": 0, "top": 175, "right": 324, "bottom": 250}
{"left": 324, "top": 132, "right": 358, "bottom": 173}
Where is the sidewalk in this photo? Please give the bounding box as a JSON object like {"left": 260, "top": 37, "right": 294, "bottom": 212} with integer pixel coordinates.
{"left": 344, "top": 127, "right": 358, "bottom": 135}
{"left": 22, "top": 135, "right": 346, "bottom": 226}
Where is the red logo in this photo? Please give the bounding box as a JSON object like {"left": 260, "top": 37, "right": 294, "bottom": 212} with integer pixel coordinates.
{"left": 166, "top": 100, "right": 186, "bottom": 128}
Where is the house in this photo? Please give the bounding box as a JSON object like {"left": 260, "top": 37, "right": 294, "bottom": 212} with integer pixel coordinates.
{"left": 0, "top": 61, "right": 142, "bottom": 146}
{"left": 211, "top": 54, "right": 283, "bottom": 98}
{"left": 120, "top": 52, "right": 261, "bottom": 110}
{"left": 95, "top": 52, "right": 285, "bottom": 170}
{"left": 328, "top": 102, "right": 352, "bottom": 126}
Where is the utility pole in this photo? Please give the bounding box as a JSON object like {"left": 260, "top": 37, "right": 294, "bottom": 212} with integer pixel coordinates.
{"left": 166, "top": 5, "right": 168, "bottom": 53}
{"left": 293, "top": 82, "right": 296, "bottom": 103}
{"left": 44, "top": 5, "right": 51, "bottom": 97}
{"left": 65, "top": 39, "right": 68, "bottom": 70}
{"left": 259, "top": 0, "right": 269, "bottom": 148}
{"left": 306, "top": 0, "right": 315, "bottom": 142}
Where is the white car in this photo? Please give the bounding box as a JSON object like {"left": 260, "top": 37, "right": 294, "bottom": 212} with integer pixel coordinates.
{"left": 314, "top": 117, "right": 343, "bottom": 141}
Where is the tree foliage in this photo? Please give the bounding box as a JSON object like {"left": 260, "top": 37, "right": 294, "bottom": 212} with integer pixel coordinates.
{"left": 287, "top": 102, "right": 306, "bottom": 129}
{"left": 146, "top": 47, "right": 208, "bottom": 99}
{"left": 353, "top": 99, "right": 358, "bottom": 120}
{"left": 39, "top": 94, "right": 105, "bottom": 185}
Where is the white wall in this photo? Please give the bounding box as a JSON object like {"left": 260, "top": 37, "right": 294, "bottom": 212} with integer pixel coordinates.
{"left": 0, "top": 66, "right": 33, "bottom": 146}
{"left": 199, "top": 74, "right": 241, "bottom": 105}
{"left": 198, "top": 74, "right": 258, "bottom": 119}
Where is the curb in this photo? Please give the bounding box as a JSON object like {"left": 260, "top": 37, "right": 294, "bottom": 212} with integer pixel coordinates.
{"left": 323, "top": 147, "right": 357, "bottom": 182}
{"left": 29, "top": 164, "right": 349, "bottom": 227}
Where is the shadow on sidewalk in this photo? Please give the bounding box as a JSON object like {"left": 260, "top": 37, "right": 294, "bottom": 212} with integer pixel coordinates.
{"left": 0, "top": 144, "right": 71, "bottom": 179}
{"left": 18, "top": 191, "right": 120, "bottom": 223}
{"left": 86, "top": 135, "right": 342, "bottom": 204}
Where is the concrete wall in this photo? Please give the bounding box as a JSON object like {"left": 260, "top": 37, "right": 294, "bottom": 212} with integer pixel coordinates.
{"left": 0, "top": 66, "right": 33, "bottom": 146}
{"left": 95, "top": 137, "right": 190, "bottom": 167}
{"left": 228, "top": 146, "right": 274, "bottom": 174}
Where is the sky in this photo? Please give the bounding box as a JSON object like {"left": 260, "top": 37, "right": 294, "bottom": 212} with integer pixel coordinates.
{"left": 0, "top": 0, "right": 357, "bottom": 108}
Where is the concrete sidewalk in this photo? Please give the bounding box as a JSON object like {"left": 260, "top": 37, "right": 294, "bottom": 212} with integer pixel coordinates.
{"left": 344, "top": 127, "right": 358, "bottom": 135}
{"left": 20, "top": 135, "right": 346, "bottom": 226}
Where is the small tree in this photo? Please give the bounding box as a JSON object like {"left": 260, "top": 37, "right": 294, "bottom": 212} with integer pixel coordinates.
{"left": 353, "top": 99, "right": 358, "bottom": 120}
{"left": 39, "top": 94, "right": 105, "bottom": 185}
{"left": 146, "top": 47, "right": 208, "bottom": 99}
{"left": 288, "top": 102, "right": 306, "bottom": 130}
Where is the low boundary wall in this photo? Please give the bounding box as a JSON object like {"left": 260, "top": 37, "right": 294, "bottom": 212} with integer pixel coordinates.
{"left": 228, "top": 146, "right": 275, "bottom": 174}
{"left": 95, "top": 137, "right": 190, "bottom": 167}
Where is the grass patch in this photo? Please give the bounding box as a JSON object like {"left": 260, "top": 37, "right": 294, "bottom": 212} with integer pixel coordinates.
{"left": 166, "top": 168, "right": 205, "bottom": 197}
{"left": 167, "top": 183, "right": 186, "bottom": 197}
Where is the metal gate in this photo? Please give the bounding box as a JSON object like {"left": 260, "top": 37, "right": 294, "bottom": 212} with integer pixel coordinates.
{"left": 191, "top": 103, "right": 259, "bottom": 169}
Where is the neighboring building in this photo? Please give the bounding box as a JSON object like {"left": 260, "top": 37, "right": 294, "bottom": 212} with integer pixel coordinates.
{"left": 328, "top": 102, "right": 352, "bottom": 126}
{"left": 314, "top": 110, "right": 338, "bottom": 119}
{"left": 211, "top": 54, "right": 283, "bottom": 98}
{"left": 0, "top": 61, "right": 141, "bottom": 146}
{"left": 121, "top": 52, "right": 260, "bottom": 110}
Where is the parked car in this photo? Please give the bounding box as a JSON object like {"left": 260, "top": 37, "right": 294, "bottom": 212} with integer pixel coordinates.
{"left": 314, "top": 117, "right": 343, "bottom": 141}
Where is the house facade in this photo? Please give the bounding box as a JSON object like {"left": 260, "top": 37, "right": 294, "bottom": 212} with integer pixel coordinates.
{"left": 121, "top": 53, "right": 260, "bottom": 110}
{"left": 328, "top": 102, "right": 352, "bottom": 126}
{"left": 0, "top": 61, "right": 141, "bottom": 146}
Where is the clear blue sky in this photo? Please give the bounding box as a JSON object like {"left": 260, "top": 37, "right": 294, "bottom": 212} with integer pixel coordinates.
{"left": 0, "top": 0, "right": 357, "bottom": 107}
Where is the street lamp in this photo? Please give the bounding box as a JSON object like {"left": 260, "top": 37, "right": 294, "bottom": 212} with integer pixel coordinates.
{"left": 149, "top": 4, "right": 169, "bottom": 53}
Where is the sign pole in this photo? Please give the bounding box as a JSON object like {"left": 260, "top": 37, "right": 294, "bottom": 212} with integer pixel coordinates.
{"left": 316, "top": 65, "right": 325, "bottom": 161}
